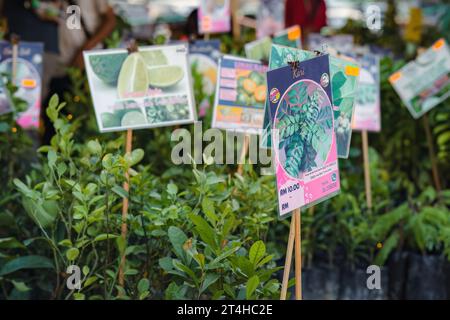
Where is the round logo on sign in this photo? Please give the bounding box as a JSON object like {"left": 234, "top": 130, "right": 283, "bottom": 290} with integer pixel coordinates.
{"left": 320, "top": 73, "right": 330, "bottom": 88}
{"left": 269, "top": 88, "right": 280, "bottom": 104}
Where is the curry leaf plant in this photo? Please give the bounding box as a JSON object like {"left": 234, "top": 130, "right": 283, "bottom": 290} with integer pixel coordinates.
{"left": 276, "top": 82, "right": 333, "bottom": 178}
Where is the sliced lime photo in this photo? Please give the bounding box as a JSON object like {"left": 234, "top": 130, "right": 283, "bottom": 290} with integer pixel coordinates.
{"left": 147, "top": 65, "right": 184, "bottom": 88}
{"left": 117, "top": 53, "right": 149, "bottom": 99}
{"left": 121, "top": 110, "right": 147, "bottom": 127}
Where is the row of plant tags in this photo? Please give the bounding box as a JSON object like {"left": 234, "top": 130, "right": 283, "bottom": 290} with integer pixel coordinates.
{"left": 1, "top": 32, "right": 449, "bottom": 218}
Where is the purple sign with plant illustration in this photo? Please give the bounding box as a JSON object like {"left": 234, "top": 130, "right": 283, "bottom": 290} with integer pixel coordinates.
{"left": 267, "top": 55, "right": 340, "bottom": 218}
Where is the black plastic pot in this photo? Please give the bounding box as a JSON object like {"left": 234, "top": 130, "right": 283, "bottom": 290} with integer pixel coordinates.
{"left": 404, "top": 253, "right": 449, "bottom": 300}
{"left": 387, "top": 251, "right": 409, "bottom": 299}
{"left": 338, "top": 267, "right": 388, "bottom": 300}
{"left": 303, "top": 264, "right": 340, "bottom": 300}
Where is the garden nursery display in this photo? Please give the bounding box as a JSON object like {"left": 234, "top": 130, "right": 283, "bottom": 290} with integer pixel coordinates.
{"left": 0, "top": 0, "right": 450, "bottom": 303}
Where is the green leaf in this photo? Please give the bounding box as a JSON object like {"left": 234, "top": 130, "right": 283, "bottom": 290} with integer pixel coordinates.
{"left": 188, "top": 214, "right": 217, "bottom": 249}
{"left": 0, "top": 256, "right": 54, "bottom": 276}
{"left": 87, "top": 140, "right": 102, "bottom": 156}
{"left": 66, "top": 248, "right": 80, "bottom": 261}
{"left": 48, "top": 150, "right": 57, "bottom": 168}
{"left": 0, "top": 237, "right": 26, "bottom": 250}
{"left": 130, "top": 149, "right": 145, "bottom": 166}
{"left": 94, "top": 234, "right": 118, "bottom": 242}
{"left": 11, "top": 280, "right": 31, "bottom": 292}
{"left": 168, "top": 226, "right": 188, "bottom": 259}
{"left": 159, "top": 257, "right": 173, "bottom": 271}
{"left": 200, "top": 274, "right": 220, "bottom": 295}
{"left": 84, "top": 276, "right": 98, "bottom": 288}
{"left": 249, "top": 241, "right": 266, "bottom": 265}
{"left": 167, "top": 183, "right": 178, "bottom": 196}
{"left": 138, "top": 278, "right": 150, "bottom": 293}
{"left": 112, "top": 185, "right": 129, "bottom": 199}
{"left": 246, "top": 275, "right": 260, "bottom": 300}
{"left": 201, "top": 197, "right": 217, "bottom": 224}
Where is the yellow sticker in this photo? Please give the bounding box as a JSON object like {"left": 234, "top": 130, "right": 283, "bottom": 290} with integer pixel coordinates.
{"left": 345, "top": 65, "right": 360, "bottom": 77}
{"left": 21, "top": 79, "right": 37, "bottom": 88}
{"left": 389, "top": 72, "right": 402, "bottom": 83}
{"left": 287, "top": 26, "right": 301, "bottom": 41}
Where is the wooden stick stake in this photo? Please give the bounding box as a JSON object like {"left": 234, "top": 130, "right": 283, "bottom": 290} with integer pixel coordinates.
{"left": 423, "top": 114, "right": 441, "bottom": 192}
{"left": 280, "top": 215, "right": 296, "bottom": 300}
{"left": 237, "top": 134, "right": 250, "bottom": 175}
{"left": 118, "top": 128, "right": 133, "bottom": 287}
{"left": 362, "top": 130, "right": 373, "bottom": 211}
{"left": 294, "top": 208, "right": 302, "bottom": 300}
{"left": 11, "top": 35, "right": 19, "bottom": 83}
{"left": 231, "top": 0, "right": 241, "bottom": 40}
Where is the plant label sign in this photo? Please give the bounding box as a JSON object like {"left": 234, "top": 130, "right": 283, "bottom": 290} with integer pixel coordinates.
{"left": 189, "top": 40, "right": 221, "bottom": 117}
{"left": 262, "top": 45, "right": 360, "bottom": 159}
{"left": 267, "top": 54, "right": 341, "bottom": 218}
{"left": 307, "top": 34, "right": 354, "bottom": 55}
{"left": 198, "top": 0, "right": 231, "bottom": 35}
{"left": 273, "top": 25, "right": 302, "bottom": 49}
{"left": 261, "top": 45, "right": 315, "bottom": 149}
{"left": 212, "top": 55, "right": 267, "bottom": 134}
{"left": 0, "top": 41, "right": 43, "bottom": 129}
{"left": 389, "top": 38, "right": 450, "bottom": 119}
{"left": 0, "top": 75, "right": 13, "bottom": 116}
{"left": 245, "top": 26, "right": 302, "bottom": 63}
{"left": 256, "top": 0, "right": 285, "bottom": 39}
{"left": 84, "top": 44, "right": 197, "bottom": 132}
{"left": 352, "top": 53, "right": 381, "bottom": 132}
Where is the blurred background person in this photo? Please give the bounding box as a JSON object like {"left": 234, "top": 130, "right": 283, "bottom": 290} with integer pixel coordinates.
{"left": 285, "top": 0, "right": 327, "bottom": 43}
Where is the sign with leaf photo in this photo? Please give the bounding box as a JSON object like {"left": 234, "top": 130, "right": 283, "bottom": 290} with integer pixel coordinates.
{"left": 84, "top": 44, "right": 196, "bottom": 132}
{"left": 212, "top": 55, "right": 267, "bottom": 133}
{"left": 267, "top": 54, "right": 340, "bottom": 218}
{"left": 389, "top": 38, "right": 450, "bottom": 119}
{"left": 189, "top": 40, "right": 221, "bottom": 117}
{"left": 352, "top": 53, "right": 381, "bottom": 132}
{"left": 261, "top": 45, "right": 360, "bottom": 159}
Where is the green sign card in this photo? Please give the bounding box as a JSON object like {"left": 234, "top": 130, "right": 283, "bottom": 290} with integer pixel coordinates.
{"left": 389, "top": 38, "right": 450, "bottom": 119}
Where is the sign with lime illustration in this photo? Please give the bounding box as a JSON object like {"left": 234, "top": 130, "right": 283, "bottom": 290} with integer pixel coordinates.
{"left": 189, "top": 40, "right": 221, "bottom": 117}
{"left": 352, "top": 53, "right": 381, "bottom": 132}
{"left": 267, "top": 54, "right": 340, "bottom": 218}
{"left": 261, "top": 45, "right": 360, "bottom": 159}
{"left": 0, "top": 41, "right": 43, "bottom": 129}
{"left": 389, "top": 38, "right": 450, "bottom": 119}
{"left": 84, "top": 44, "right": 196, "bottom": 132}
{"left": 212, "top": 55, "right": 267, "bottom": 133}
{"left": 198, "top": 0, "right": 231, "bottom": 35}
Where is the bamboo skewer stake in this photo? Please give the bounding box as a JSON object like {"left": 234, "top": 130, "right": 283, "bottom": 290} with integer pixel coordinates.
{"left": 280, "top": 215, "right": 296, "bottom": 300}
{"left": 423, "top": 114, "right": 442, "bottom": 192}
{"left": 362, "top": 130, "right": 373, "bottom": 211}
{"left": 118, "top": 129, "right": 133, "bottom": 285}
{"left": 118, "top": 128, "right": 133, "bottom": 287}
{"left": 237, "top": 134, "right": 250, "bottom": 175}
{"left": 11, "top": 35, "right": 19, "bottom": 83}
{"left": 231, "top": 0, "right": 241, "bottom": 40}
{"left": 294, "top": 208, "right": 302, "bottom": 300}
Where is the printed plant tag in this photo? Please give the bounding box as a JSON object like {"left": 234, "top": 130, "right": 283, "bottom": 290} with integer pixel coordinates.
{"left": 307, "top": 34, "right": 354, "bottom": 55}
{"left": 0, "top": 41, "right": 43, "bottom": 129}
{"left": 189, "top": 40, "right": 221, "bottom": 117}
{"left": 273, "top": 25, "right": 302, "bottom": 49}
{"left": 245, "top": 37, "right": 272, "bottom": 62}
{"left": 352, "top": 53, "right": 381, "bottom": 132}
{"left": 389, "top": 38, "right": 450, "bottom": 119}
{"left": 212, "top": 55, "right": 267, "bottom": 134}
{"left": 267, "top": 54, "right": 340, "bottom": 218}
{"left": 256, "top": 0, "right": 285, "bottom": 39}
{"left": 0, "top": 74, "right": 12, "bottom": 116}
{"left": 198, "top": 0, "right": 231, "bottom": 35}
{"left": 262, "top": 44, "right": 360, "bottom": 159}
{"left": 84, "top": 44, "right": 196, "bottom": 132}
